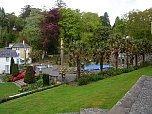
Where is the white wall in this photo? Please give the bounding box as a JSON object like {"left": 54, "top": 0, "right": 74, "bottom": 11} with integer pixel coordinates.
{"left": 0, "top": 57, "right": 19, "bottom": 74}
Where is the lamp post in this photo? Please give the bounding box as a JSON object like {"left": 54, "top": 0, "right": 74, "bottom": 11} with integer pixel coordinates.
{"left": 126, "top": 36, "right": 130, "bottom": 68}
{"left": 60, "top": 38, "right": 66, "bottom": 82}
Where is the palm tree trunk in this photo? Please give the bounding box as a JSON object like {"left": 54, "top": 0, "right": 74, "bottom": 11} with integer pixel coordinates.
{"left": 126, "top": 52, "right": 129, "bottom": 68}
{"left": 142, "top": 53, "right": 145, "bottom": 63}
{"left": 76, "top": 56, "right": 81, "bottom": 79}
{"left": 100, "top": 54, "right": 104, "bottom": 72}
{"left": 135, "top": 54, "right": 138, "bottom": 66}
{"left": 115, "top": 51, "right": 119, "bottom": 70}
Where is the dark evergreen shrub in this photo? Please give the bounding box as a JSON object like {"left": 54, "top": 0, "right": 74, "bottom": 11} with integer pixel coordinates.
{"left": 11, "top": 64, "right": 19, "bottom": 77}
{"left": 10, "top": 57, "right": 15, "bottom": 74}
{"left": 24, "top": 66, "right": 35, "bottom": 84}
{"left": 42, "top": 74, "right": 50, "bottom": 86}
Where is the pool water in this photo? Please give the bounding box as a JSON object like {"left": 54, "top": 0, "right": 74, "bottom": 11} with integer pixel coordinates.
{"left": 84, "top": 64, "right": 111, "bottom": 70}
{"left": 36, "top": 65, "right": 47, "bottom": 69}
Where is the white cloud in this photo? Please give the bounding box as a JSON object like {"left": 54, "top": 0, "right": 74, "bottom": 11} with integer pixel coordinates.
{"left": 0, "top": 0, "right": 151, "bottom": 25}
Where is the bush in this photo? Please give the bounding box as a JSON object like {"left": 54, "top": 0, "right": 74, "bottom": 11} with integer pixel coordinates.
{"left": 78, "top": 77, "right": 89, "bottom": 85}
{"left": 36, "top": 79, "right": 43, "bottom": 87}
{"left": 42, "top": 74, "right": 50, "bottom": 86}
{"left": 24, "top": 66, "right": 35, "bottom": 84}
{"left": 11, "top": 64, "right": 19, "bottom": 77}
{"left": 1, "top": 74, "right": 12, "bottom": 82}
{"left": 94, "top": 75, "right": 104, "bottom": 81}
{"left": 133, "top": 66, "right": 140, "bottom": 70}
{"left": 78, "top": 74, "right": 104, "bottom": 86}
{"left": 10, "top": 57, "right": 15, "bottom": 74}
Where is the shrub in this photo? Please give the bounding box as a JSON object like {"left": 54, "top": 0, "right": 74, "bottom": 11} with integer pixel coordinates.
{"left": 10, "top": 57, "right": 15, "bottom": 74}
{"left": 78, "top": 77, "right": 89, "bottom": 85}
{"left": 36, "top": 79, "right": 43, "bottom": 87}
{"left": 78, "top": 74, "right": 104, "bottom": 86}
{"left": 11, "top": 64, "right": 19, "bottom": 77}
{"left": 24, "top": 66, "right": 35, "bottom": 84}
{"left": 94, "top": 75, "right": 104, "bottom": 81}
{"left": 42, "top": 74, "right": 50, "bottom": 86}
{"left": 1, "top": 74, "right": 12, "bottom": 82}
{"left": 133, "top": 66, "right": 140, "bottom": 70}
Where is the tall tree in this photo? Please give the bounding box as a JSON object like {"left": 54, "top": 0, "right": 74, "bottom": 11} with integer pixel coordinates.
{"left": 41, "top": 8, "right": 60, "bottom": 55}
{"left": 92, "top": 26, "right": 111, "bottom": 72}
{"left": 100, "top": 12, "right": 111, "bottom": 27}
{"left": 22, "top": 8, "right": 44, "bottom": 49}
{"left": 81, "top": 12, "right": 101, "bottom": 44}
{"left": 55, "top": 0, "right": 66, "bottom": 8}
{"left": 19, "top": 5, "right": 32, "bottom": 19}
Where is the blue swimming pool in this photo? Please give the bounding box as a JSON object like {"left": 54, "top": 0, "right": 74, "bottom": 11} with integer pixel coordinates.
{"left": 36, "top": 65, "right": 47, "bottom": 69}
{"left": 84, "top": 64, "right": 111, "bottom": 70}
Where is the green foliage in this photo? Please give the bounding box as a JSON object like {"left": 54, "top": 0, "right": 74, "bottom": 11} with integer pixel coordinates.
{"left": 29, "top": 49, "right": 43, "bottom": 62}
{"left": 42, "top": 74, "right": 50, "bottom": 86}
{"left": 100, "top": 12, "right": 111, "bottom": 27}
{"left": 36, "top": 79, "right": 43, "bottom": 87}
{"left": 10, "top": 57, "right": 15, "bottom": 74}
{"left": 78, "top": 74, "right": 104, "bottom": 86}
{"left": 1, "top": 74, "right": 12, "bottom": 82}
{"left": 1, "top": 67, "right": 152, "bottom": 114}
{"left": 24, "top": 66, "right": 35, "bottom": 84}
{"left": 11, "top": 64, "right": 19, "bottom": 77}
{"left": 22, "top": 8, "right": 44, "bottom": 49}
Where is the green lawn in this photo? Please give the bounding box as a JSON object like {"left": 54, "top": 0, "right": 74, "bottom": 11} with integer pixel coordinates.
{"left": 0, "top": 82, "right": 19, "bottom": 99}
{"left": 0, "top": 66, "right": 152, "bottom": 114}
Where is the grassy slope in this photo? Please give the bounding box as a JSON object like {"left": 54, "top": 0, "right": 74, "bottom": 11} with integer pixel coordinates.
{"left": 0, "top": 66, "right": 152, "bottom": 114}
{"left": 0, "top": 82, "right": 19, "bottom": 99}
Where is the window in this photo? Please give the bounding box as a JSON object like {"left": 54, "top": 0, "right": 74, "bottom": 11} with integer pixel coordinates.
{"left": 5, "top": 65, "right": 9, "bottom": 73}
{"left": 6, "top": 57, "right": 9, "bottom": 62}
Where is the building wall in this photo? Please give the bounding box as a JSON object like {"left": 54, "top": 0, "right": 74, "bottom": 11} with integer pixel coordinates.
{"left": 12, "top": 47, "right": 31, "bottom": 64}
{"left": 0, "top": 57, "right": 19, "bottom": 74}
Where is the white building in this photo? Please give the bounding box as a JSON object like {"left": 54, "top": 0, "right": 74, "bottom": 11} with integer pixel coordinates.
{"left": 0, "top": 48, "right": 19, "bottom": 74}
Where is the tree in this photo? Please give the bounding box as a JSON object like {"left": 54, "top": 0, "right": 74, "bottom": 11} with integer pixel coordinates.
{"left": 100, "top": 12, "right": 111, "bottom": 27}
{"left": 22, "top": 8, "right": 44, "bottom": 49}
{"left": 10, "top": 57, "right": 15, "bottom": 74}
{"left": 113, "top": 16, "right": 126, "bottom": 37}
{"left": 11, "top": 64, "right": 19, "bottom": 77}
{"left": 59, "top": 8, "right": 81, "bottom": 66}
{"left": 42, "top": 74, "right": 50, "bottom": 86}
{"left": 24, "top": 66, "right": 35, "bottom": 84}
{"left": 55, "top": 0, "right": 66, "bottom": 8}
{"left": 81, "top": 12, "right": 101, "bottom": 44}
{"left": 92, "top": 26, "right": 111, "bottom": 72}
{"left": 41, "top": 8, "right": 60, "bottom": 55}
{"left": 110, "top": 34, "right": 123, "bottom": 69}
{"left": 19, "top": 5, "right": 32, "bottom": 19}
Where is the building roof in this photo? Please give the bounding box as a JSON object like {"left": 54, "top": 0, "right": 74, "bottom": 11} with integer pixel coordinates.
{"left": 12, "top": 43, "right": 30, "bottom": 48}
{"left": 0, "top": 48, "right": 18, "bottom": 57}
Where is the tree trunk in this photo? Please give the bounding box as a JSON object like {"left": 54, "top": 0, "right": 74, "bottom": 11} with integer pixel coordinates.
{"left": 126, "top": 52, "right": 129, "bottom": 68}
{"left": 100, "top": 54, "right": 104, "bottom": 72}
{"left": 115, "top": 51, "right": 119, "bottom": 70}
{"left": 135, "top": 54, "right": 138, "bottom": 66}
{"left": 76, "top": 56, "right": 81, "bottom": 79}
{"left": 142, "top": 53, "right": 145, "bottom": 63}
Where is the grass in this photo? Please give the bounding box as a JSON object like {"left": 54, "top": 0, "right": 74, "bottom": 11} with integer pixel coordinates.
{"left": 0, "top": 82, "right": 19, "bottom": 99}
{"left": 0, "top": 66, "right": 152, "bottom": 114}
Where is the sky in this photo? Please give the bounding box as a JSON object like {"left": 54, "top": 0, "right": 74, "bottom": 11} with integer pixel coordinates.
{"left": 0, "top": 0, "right": 152, "bottom": 25}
